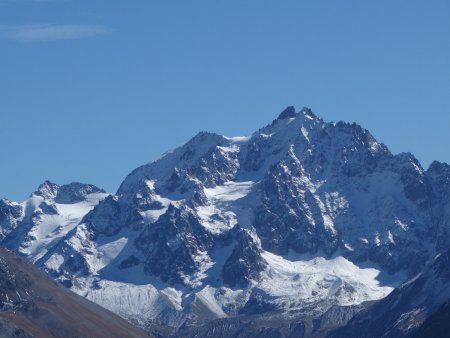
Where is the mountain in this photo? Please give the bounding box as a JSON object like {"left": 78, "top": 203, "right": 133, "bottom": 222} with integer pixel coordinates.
{"left": 330, "top": 248, "right": 450, "bottom": 337}
{"left": 1, "top": 106, "right": 450, "bottom": 336}
{"left": 0, "top": 247, "right": 149, "bottom": 337}
{"left": 0, "top": 181, "right": 107, "bottom": 260}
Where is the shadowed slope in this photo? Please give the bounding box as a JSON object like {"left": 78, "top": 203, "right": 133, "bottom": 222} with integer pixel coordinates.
{"left": 0, "top": 247, "right": 150, "bottom": 338}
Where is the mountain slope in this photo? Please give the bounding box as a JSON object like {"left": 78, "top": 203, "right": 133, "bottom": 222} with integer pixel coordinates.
{"left": 1, "top": 106, "right": 450, "bottom": 336}
{"left": 0, "top": 247, "right": 149, "bottom": 337}
{"left": 413, "top": 299, "right": 450, "bottom": 338}
{"left": 330, "top": 248, "right": 450, "bottom": 337}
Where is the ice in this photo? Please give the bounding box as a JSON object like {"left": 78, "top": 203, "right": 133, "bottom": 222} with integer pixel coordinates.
{"left": 203, "top": 181, "right": 254, "bottom": 202}
{"left": 301, "top": 125, "right": 310, "bottom": 142}
{"left": 44, "top": 253, "right": 64, "bottom": 271}
{"left": 197, "top": 181, "right": 254, "bottom": 234}
{"left": 225, "top": 135, "right": 251, "bottom": 143}
{"left": 97, "top": 237, "right": 128, "bottom": 265}
{"left": 259, "top": 251, "right": 397, "bottom": 307}
{"left": 80, "top": 280, "right": 173, "bottom": 325}
{"left": 194, "top": 286, "right": 227, "bottom": 318}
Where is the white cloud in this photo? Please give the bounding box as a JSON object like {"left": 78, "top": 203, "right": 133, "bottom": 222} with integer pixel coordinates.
{"left": 1, "top": 24, "right": 109, "bottom": 42}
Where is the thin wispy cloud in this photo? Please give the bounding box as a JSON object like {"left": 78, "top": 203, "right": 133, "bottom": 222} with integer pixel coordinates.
{"left": 1, "top": 24, "right": 109, "bottom": 42}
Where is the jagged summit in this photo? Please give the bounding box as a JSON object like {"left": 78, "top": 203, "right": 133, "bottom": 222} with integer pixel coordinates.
{"left": 276, "top": 106, "right": 317, "bottom": 121}
{"left": 300, "top": 106, "right": 316, "bottom": 118}
{"left": 428, "top": 160, "right": 450, "bottom": 176}
{"left": 33, "top": 180, "right": 59, "bottom": 199}
{"left": 277, "top": 106, "right": 296, "bottom": 119}
{"left": 32, "top": 180, "right": 105, "bottom": 203}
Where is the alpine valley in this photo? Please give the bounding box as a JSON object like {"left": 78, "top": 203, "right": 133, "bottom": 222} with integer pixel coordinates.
{"left": 1, "top": 107, "right": 450, "bottom": 337}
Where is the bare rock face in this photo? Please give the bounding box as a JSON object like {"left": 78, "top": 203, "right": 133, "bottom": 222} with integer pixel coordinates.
{"left": 0, "top": 199, "right": 23, "bottom": 240}
{"left": 55, "top": 182, "right": 106, "bottom": 204}
{"left": 135, "top": 204, "right": 216, "bottom": 285}
{"left": 222, "top": 228, "right": 267, "bottom": 288}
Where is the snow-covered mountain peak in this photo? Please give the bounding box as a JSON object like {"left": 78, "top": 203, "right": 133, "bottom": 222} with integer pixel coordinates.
{"left": 31, "top": 180, "right": 105, "bottom": 204}
{"left": 300, "top": 106, "right": 319, "bottom": 119}
{"left": 1, "top": 181, "right": 109, "bottom": 263}
{"left": 275, "top": 106, "right": 319, "bottom": 122}
{"left": 268, "top": 106, "right": 322, "bottom": 131}
{"left": 119, "top": 107, "right": 330, "bottom": 198}
{"left": 33, "top": 180, "right": 60, "bottom": 200}
{"left": 2, "top": 105, "right": 450, "bottom": 335}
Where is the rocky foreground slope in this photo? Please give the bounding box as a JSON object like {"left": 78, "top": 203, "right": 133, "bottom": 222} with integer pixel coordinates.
{"left": 0, "top": 247, "right": 149, "bottom": 337}
{"left": 1, "top": 106, "right": 450, "bottom": 336}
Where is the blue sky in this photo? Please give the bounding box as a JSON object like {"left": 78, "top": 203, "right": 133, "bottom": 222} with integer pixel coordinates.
{"left": 1, "top": 1, "right": 450, "bottom": 200}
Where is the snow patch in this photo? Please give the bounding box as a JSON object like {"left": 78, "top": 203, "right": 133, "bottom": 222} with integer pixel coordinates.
{"left": 197, "top": 181, "right": 254, "bottom": 234}
{"left": 225, "top": 135, "right": 251, "bottom": 143}
{"left": 259, "top": 251, "right": 395, "bottom": 308}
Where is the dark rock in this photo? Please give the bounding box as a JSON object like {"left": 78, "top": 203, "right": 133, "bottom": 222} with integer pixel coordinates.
{"left": 222, "top": 229, "right": 267, "bottom": 288}
{"left": 277, "top": 106, "right": 297, "bottom": 120}
{"left": 55, "top": 182, "right": 105, "bottom": 204}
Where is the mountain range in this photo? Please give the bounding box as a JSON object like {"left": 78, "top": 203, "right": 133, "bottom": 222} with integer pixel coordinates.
{"left": 1, "top": 106, "right": 450, "bottom": 337}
